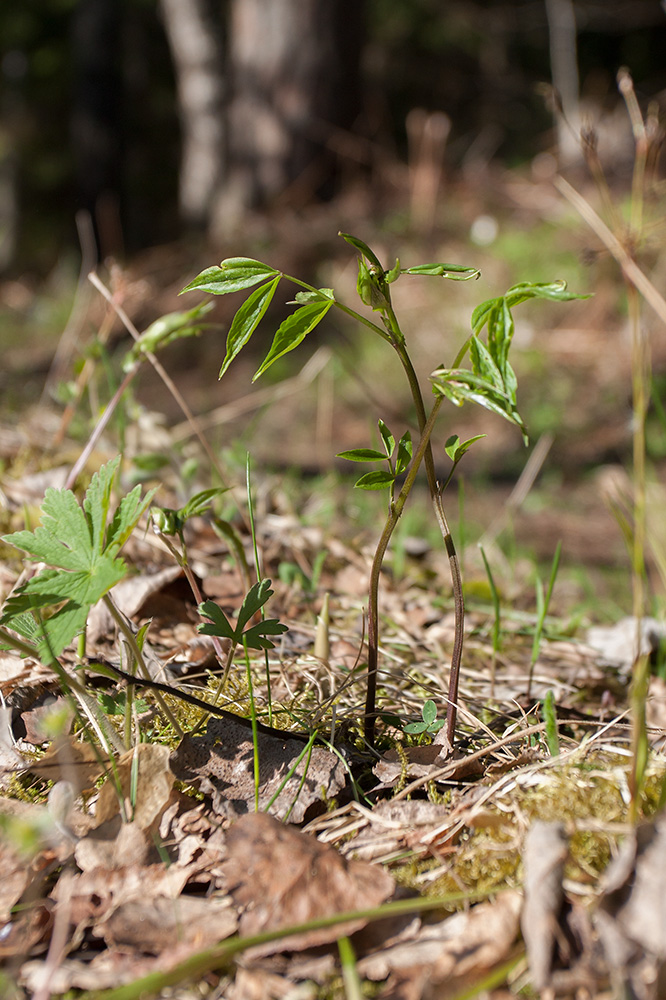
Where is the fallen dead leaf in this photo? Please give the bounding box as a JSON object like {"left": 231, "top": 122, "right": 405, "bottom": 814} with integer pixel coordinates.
{"left": 520, "top": 820, "right": 568, "bottom": 992}
{"left": 95, "top": 742, "right": 174, "bottom": 831}
{"left": 225, "top": 812, "right": 395, "bottom": 951}
{"left": 170, "top": 716, "right": 346, "bottom": 823}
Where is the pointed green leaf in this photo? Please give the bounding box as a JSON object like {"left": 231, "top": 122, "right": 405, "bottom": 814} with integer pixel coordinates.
{"left": 445, "top": 435, "right": 460, "bottom": 461}
{"left": 385, "top": 258, "right": 401, "bottom": 283}
{"left": 353, "top": 470, "right": 395, "bottom": 490}
{"left": 339, "top": 233, "right": 382, "bottom": 268}
{"left": 179, "top": 488, "right": 228, "bottom": 522}
{"left": 219, "top": 276, "right": 281, "bottom": 378}
{"left": 253, "top": 299, "right": 333, "bottom": 380}
{"left": 395, "top": 431, "right": 412, "bottom": 475}
{"left": 453, "top": 434, "right": 486, "bottom": 461}
{"left": 378, "top": 419, "right": 395, "bottom": 458}
{"left": 403, "top": 262, "right": 480, "bottom": 280}
{"left": 180, "top": 259, "right": 280, "bottom": 296}
{"left": 337, "top": 448, "right": 387, "bottom": 463}
{"left": 83, "top": 457, "right": 120, "bottom": 554}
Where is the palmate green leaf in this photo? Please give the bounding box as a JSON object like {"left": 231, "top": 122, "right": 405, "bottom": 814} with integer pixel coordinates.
{"left": 5, "top": 489, "right": 92, "bottom": 571}
{"left": 219, "top": 276, "right": 281, "bottom": 378}
{"left": 353, "top": 470, "right": 395, "bottom": 490}
{"left": 253, "top": 299, "right": 333, "bottom": 381}
{"left": 337, "top": 448, "right": 387, "bottom": 463}
{"left": 198, "top": 580, "right": 287, "bottom": 649}
{"left": 2, "top": 458, "right": 153, "bottom": 658}
{"left": 403, "top": 262, "right": 480, "bottom": 280}
{"left": 180, "top": 258, "right": 280, "bottom": 296}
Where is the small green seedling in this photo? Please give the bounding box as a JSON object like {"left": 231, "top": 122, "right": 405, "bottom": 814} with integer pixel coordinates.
{"left": 403, "top": 699, "right": 446, "bottom": 742}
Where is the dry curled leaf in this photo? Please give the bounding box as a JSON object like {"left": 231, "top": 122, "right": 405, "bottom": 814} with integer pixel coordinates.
{"left": 95, "top": 742, "right": 174, "bottom": 831}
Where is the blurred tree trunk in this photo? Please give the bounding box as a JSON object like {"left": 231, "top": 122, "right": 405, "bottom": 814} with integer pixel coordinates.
{"left": 545, "top": 0, "right": 582, "bottom": 166}
{"left": 214, "top": 0, "right": 363, "bottom": 232}
{"left": 159, "top": 0, "right": 226, "bottom": 228}
{"left": 70, "top": 0, "right": 123, "bottom": 258}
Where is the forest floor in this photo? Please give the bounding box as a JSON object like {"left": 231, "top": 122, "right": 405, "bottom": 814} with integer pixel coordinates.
{"left": 1, "top": 160, "right": 666, "bottom": 999}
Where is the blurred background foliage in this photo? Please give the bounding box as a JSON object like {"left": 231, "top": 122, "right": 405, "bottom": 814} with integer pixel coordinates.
{"left": 0, "top": 0, "right": 665, "bottom": 272}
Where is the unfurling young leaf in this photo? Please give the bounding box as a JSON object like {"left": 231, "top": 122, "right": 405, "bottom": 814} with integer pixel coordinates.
{"left": 403, "top": 262, "right": 480, "bottom": 280}
{"left": 395, "top": 431, "right": 412, "bottom": 475}
{"left": 122, "top": 301, "right": 213, "bottom": 372}
{"left": 378, "top": 419, "right": 395, "bottom": 457}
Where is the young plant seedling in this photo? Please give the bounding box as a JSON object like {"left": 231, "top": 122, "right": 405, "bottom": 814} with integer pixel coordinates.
{"left": 403, "top": 699, "right": 446, "bottom": 744}
{"left": 181, "top": 234, "right": 584, "bottom": 747}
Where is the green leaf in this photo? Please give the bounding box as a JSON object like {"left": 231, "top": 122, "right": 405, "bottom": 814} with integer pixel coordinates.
{"left": 179, "top": 488, "right": 228, "bottom": 522}
{"left": 253, "top": 299, "right": 333, "bottom": 380}
{"left": 422, "top": 699, "right": 438, "bottom": 725}
{"left": 198, "top": 600, "right": 236, "bottom": 642}
{"left": 403, "top": 262, "right": 480, "bottom": 280}
{"left": 395, "top": 431, "right": 412, "bottom": 475}
{"left": 452, "top": 434, "right": 485, "bottom": 461}
{"left": 353, "top": 470, "right": 395, "bottom": 490}
{"left": 236, "top": 579, "right": 275, "bottom": 633}
{"left": 403, "top": 721, "right": 428, "bottom": 734}
{"left": 242, "top": 618, "right": 289, "bottom": 650}
{"left": 339, "top": 232, "right": 382, "bottom": 268}
{"left": 337, "top": 448, "right": 387, "bottom": 463}
{"left": 123, "top": 302, "right": 213, "bottom": 371}
{"left": 219, "top": 276, "right": 281, "bottom": 378}
{"left": 445, "top": 435, "right": 460, "bottom": 461}
{"left": 378, "top": 419, "right": 395, "bottom": 458}
{"left": 293, "top": 288, "right": 335, "bottom": 304}
{"left": 385, "top": 258, "right": 401, "bottom": 283}
{"left": 180, "top": 259, "right": 280, "bottom": 296}
{"left": 1, "top": 458, "right": 152, "bottom": 659}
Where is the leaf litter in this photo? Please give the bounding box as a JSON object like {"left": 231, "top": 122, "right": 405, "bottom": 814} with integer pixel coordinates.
{"left": 0, "top": 465, "right": 665, "bottom": 998}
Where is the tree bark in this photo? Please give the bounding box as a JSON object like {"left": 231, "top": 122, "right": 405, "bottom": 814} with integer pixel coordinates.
{"left": 159, "top": 0, "right": 226, "bottom": 228}
{"left": 215, "top": 0, "right": 363, "bottom": 230}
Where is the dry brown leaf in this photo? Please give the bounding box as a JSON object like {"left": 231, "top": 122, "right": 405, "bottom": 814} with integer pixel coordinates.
{"left": 102, "top": 893, "right": 236, "bottom": 953}
{"left": 359, "top": 891, "right": 522, "bottom": 990}
{"left": 225, "top": 812, "right": 395, "bottom": 951}
{"left": 170, "top": 716, "right": 346, "bottom": 823}
{"left": 520, "top": 820, "right": 568, "bottom": 992}
{"left": 29, "top": 735, "right": 104, "bottom": 794}
{"left": 597, "top": 813, "right": 666, "bottom": 962}
{"left": 95, "top": 742, "right": 174, "bottom": 831}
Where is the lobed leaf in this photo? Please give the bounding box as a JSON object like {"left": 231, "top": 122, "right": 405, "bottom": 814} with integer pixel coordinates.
{"left": 243, "top": 618, "right": 289, "bottom": 650}
{"left": 198, "top": 600, "right": 236, "bottom": 642}
{"left": 180, "top": 259, "right": 280, "bottom": 296}
{"left": 253, "top": 299, "right": 333, "bottom": 380}
{"left": 236, "top": 578, "right": 275, "bottom": 633}
{"left": 219, "top": 276, "right": 281, "bottom": 378}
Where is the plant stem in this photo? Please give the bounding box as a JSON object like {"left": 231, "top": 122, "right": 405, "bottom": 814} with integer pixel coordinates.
{"left": 433, "top": 485, "right": 464, "bottom": 747}
{"left": 364, "top": 396, "right": 443, "bottom": 745}
{"left": 103, "top": 595, "right": 183, "bottom": 738}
